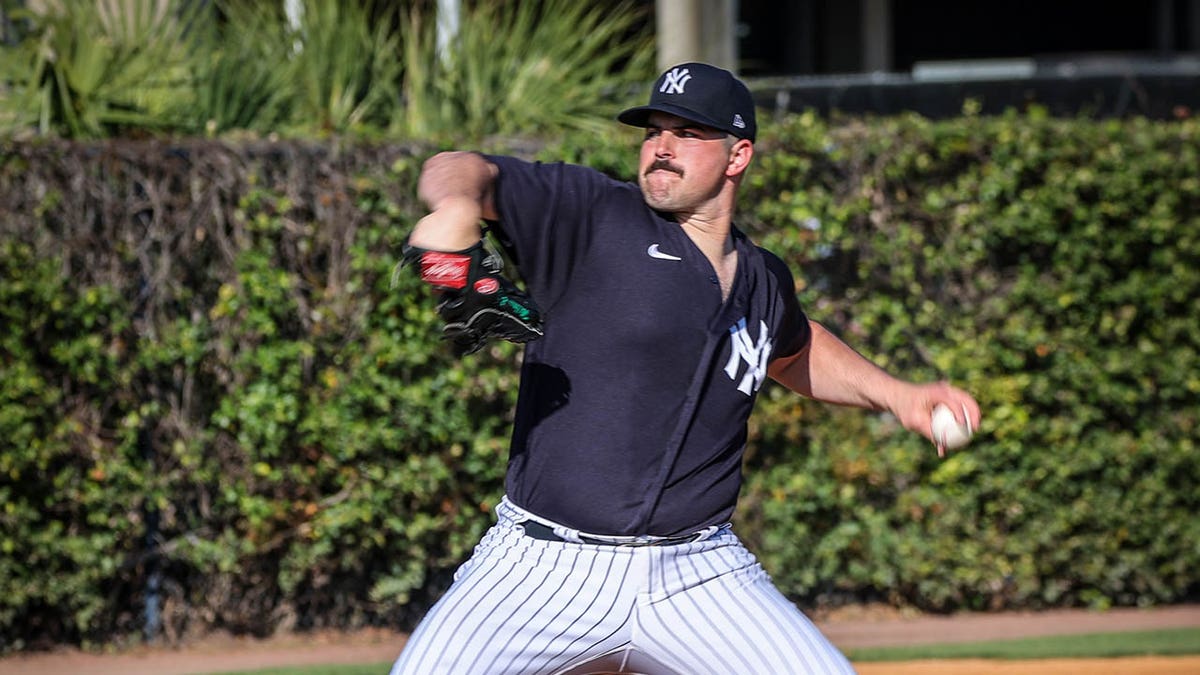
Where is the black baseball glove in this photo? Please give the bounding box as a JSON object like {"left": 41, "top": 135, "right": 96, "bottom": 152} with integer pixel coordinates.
{"left": 400, "top": 237, "right": 543, "bottom": 355}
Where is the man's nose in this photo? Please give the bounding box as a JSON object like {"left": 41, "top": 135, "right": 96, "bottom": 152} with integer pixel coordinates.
{"left": 652, "top": 132, "right": 675, "bottom": 157}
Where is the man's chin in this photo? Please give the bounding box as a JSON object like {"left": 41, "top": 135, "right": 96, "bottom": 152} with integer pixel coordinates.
{"left": 642, "top": 192, "right": 679, "bottom": 212}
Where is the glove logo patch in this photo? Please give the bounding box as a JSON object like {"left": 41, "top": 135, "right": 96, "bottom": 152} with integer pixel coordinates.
{"left": 474, "top": 278, "right": 500, "bottom": 294}
{"left": 419, "top": 252, "right": 471, "bottom": 289}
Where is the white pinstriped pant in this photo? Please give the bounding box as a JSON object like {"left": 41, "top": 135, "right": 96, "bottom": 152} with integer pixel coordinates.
{"left": 389, "top": 497, "right": 857, "bottom": 675}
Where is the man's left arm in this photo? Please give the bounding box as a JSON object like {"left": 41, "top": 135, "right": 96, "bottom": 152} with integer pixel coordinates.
{"left": 768, "top": 319, "right": 981, "bottom": 454}
{"left": 402, "top": 152, "right": 543, "bottom": 355}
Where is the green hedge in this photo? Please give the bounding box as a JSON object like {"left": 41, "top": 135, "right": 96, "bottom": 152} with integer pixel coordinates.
{"left": 0, "top": 140, "right": 514, "bottom": 649}
{"left": 1, "top": 110, "right": 1197, "bottom": 650}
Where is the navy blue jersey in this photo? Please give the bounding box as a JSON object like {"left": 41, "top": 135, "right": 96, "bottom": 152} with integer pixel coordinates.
{"left": 484, "top": 155, "right": 810, "bottom": 536}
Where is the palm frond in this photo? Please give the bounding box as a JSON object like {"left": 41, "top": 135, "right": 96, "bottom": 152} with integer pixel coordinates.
{"left": 0, "top": 0, "right": 201, "bottom": 138}
{"left": 396, "top": 0, "right": 655, "bottom": 141}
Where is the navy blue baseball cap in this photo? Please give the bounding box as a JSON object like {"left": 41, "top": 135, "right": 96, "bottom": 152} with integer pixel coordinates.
{"left": 618, "top": 62, "right": 757, "bottom": 142}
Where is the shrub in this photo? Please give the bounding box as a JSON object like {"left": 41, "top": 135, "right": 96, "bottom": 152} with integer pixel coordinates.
{"left": 0, "top": 109, "right": 1196, "bottom": 649}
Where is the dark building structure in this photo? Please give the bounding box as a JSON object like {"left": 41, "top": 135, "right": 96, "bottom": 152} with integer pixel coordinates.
{"left": 735, "top": 0, "right": 1200, "bottom": 118}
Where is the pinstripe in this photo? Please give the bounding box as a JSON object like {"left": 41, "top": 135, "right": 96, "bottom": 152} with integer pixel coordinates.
{"left": 639, "top": 536, "right": 855, "bottom": 675}
{"left": 393, "top": 524, "right": 533, "bottom": 674}
{"left": 392, "top": 536, "right": 513, "bottom": 673}
{"left": 491, "top": 544, "right": 568, "bottom": 673}
{"left": 501, "top": 540, "right": 590, "bottom": 672}
{"left": 683, "top": 548, "right": 776, "bottom": 672}
{"left": 745, "top": 581, "right": 827, "bottom": 673}
{"left": 699, "top": 549, "right": 790, "bottom": 671}
{"left": 647, "top": 545, "right": 733, "bottom": 674}
{"left": 521, "top": 545, "right": 625, "bottom": 675}
{"left": 631, "top": 546, "right": 712, "bottom": 675}
{"left": 751, "top": 570, "right": 850, "bottom": 674}
{"left": 748, "top": 550, "right": 854, "bottom": 667}
{"left": 729, "top": 555, "right": 853, "bottom": 674}
{"left": 710, "top": 535, "right": 816, "bottom": 662}
{"left": 456, "top": 543, "right": 557, "bottom": 674}
{"left": 501, "top": 544, "right": 590, "bottom": 673}
{"left": 484, "top": 541, "right": 561, "bottom": 652}
{"left": 391, "top": 505, "right": 855, "bottom": 675}
{"left": 632, "top": 600, "right": 696, "bottom": 675}
{"left": 543, "top": 606, "right": 633, "bottom": 674}
{"left": 713, "top": 543, "right": 829, "bottom": 673}
{"left": 658, "top": 579, "right": 739, "bottom": 675}
{"left": 504, "top": 543, "right": 597, "bottom": 671}
{"left": 525, "top": 549, "right": 635, "bottom": 675}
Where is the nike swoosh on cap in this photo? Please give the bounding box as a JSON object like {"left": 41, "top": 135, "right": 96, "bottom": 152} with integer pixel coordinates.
{"left": 647, "top": 243, "right": 682, "bottom": 261}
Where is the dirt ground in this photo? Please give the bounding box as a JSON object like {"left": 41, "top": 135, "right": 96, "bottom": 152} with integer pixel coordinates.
{"left": 1, "top": 604, "right": 1198, "bottom": 675}
{"left": 854, "top": 656, "right": 1200, "bottom": 674}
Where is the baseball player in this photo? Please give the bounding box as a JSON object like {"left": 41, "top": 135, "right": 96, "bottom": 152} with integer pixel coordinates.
{"left": 391, "top": 62, "right": 981, "bottom": 674}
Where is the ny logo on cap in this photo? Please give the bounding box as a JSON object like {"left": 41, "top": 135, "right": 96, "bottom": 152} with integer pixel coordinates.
{"left": 660, "top": 67, "right": 692, "bottom": 94}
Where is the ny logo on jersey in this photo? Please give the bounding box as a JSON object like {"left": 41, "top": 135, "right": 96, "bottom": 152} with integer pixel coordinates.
{"left": 660, "top": 67, "right": 692, "bottom": 94}
{"left": 725, "top": 318, "right": 773, "bottom": 395}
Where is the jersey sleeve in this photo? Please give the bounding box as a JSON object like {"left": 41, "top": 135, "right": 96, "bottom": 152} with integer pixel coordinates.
{"left": 483, "top": 154, "right": 620, "bottom": 309}
{"left": 763, "top": 249, "right": 811, "bottom": 360}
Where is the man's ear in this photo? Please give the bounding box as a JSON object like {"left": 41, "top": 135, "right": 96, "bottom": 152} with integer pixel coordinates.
{"left": 726, "top": 139, "right": 754, "bottom": 177}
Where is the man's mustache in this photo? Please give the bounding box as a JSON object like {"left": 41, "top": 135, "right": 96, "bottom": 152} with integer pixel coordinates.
{"left": 645, "top": 160, "right": 684, "bottom": 177}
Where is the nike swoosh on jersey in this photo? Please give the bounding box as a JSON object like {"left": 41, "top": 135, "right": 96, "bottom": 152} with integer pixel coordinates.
{"left": 647, "top": 243, "right": 682, "bottom": 261}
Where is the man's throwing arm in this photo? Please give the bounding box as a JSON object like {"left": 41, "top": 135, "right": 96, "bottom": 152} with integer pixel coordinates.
{"left": 768, "top": 319, "right": 981, "bottom": 454}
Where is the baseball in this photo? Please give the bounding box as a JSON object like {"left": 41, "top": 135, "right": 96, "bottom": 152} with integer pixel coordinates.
{"left": 931, "top": 403, "right": 973, "bottom": 450}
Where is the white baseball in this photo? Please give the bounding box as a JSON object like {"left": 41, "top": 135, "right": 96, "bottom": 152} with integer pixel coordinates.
{"left": 931, "top": 403, "right": 973, "bottom": 450}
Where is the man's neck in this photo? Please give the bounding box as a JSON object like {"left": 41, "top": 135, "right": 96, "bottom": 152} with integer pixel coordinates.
{"left": 679, "top": 216, "right": 733, "bottom": 254}
{"left": 678, "top": 215, "right": 737, "bottom": 301}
